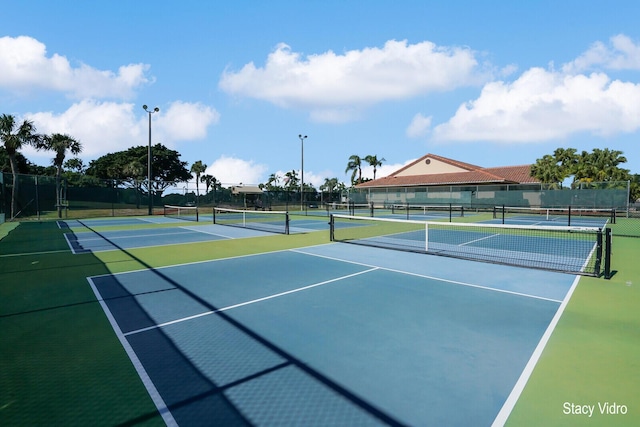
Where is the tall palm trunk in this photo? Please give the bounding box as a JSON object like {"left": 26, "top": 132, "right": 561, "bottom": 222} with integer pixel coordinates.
{"left": 8, "top": 152, "right": 20, "bottom": 219}
{"left": 56, "top": 165, "right": 63, "bottom": 218}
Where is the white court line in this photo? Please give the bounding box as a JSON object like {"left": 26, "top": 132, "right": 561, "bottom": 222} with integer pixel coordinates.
{"left": 64, "top": 233, "right": 79, "bottom": 255}
{"left": 459, "top": 233, "right": 500, "bottom": 246}
{"left": 86, "top": 277, "right": 178, "bottom": 427}
{"left": 491, "top": 275, "right": 581, "bottom": 426}
{"left": 88, "top": 247, "right": 297, "bottom": 279}
{"left": 289, "top": 248, "right": 563, "bottom": 304}
{"left": 122, "top": 267, "right": 380, "bottom": 337}
{"left": 178, "top": 225, "right": 236, "bottom": 239}
{"left": 0, "top": 248, "right": 70, "bottom": 258}
{"left": 75, "top": 230, "right": 196, "bottom": 242}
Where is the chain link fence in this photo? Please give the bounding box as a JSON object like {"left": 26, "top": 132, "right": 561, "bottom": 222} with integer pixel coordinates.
{"left": 1, "top": 173, "right": 638, "bottom": 237}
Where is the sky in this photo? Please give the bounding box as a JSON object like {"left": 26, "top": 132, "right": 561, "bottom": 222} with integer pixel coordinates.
{"left": 2, "top": 0, "right": 640, "bottom": 190}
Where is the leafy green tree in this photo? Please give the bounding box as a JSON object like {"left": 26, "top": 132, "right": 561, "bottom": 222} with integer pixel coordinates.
{"left": 345, "top": 154, "right": 363, "bottom": 186}
{"left": 122, "top": 160, "right": 145, "bottom": 208}
{"left": 190, "top": 160, "right": 207, "bottom": 203}
{"left": 63, "top": 158, "right": 85, "bottom": 174}
{"left": 0, "top": 114, "right": 43, "bottom": 218}
{"left": 364, "top": 154, "right": 385, "bottom": 180}
{"left": 86, "top": 144, "right": 191, "bottom": 196}
{"left": 40, "top": 133, "right": 82, "bottom": 217}
{"left": 630, "top": 174, "right": 640, "bottom": 203}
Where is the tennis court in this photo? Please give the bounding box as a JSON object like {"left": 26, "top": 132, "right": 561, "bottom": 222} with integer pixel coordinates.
{"left": 2, "top": 213, "right": 637, "bottom": 426}
{"left": 59, "top": 214, "right": 337, "bottom": 254}
{"left": 89, "top": 241, "right": 575, "bottom": 426}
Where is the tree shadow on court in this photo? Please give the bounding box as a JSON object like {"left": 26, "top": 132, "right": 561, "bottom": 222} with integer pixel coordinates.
{"left": 0, "top": 221, "right": 165, "bottom": 425}
{"left": 75, "top": 220, "right": 403, "bottom": 426}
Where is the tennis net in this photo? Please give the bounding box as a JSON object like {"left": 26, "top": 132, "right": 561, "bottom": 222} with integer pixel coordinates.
{"left": 391, "top": 203, "right": 465, "bottom": 220}
{"left": 213, "top": 207, "right": 290, "bottom": 234}
{"left": 164, "top": 205, "right": 199, "bottom": 222}
{"left": 330, "top": 214, "right": 611, "bottom": 277}
{"left": 493, "top": 206, "right": 615, "bottom": 226}
{"left": 324, "top": 202, "right": 373, "bottom": 216}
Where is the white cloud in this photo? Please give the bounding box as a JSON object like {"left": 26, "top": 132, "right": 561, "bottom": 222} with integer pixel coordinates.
{"left": 206, "top": 156, "right": 268, "bottom": 185}
{"left": 406, "top": 113, "right": 432, "bottom": 138}
{"left": 563, "top": 34, "right": 640, "bottom": 73}
{"left": 361, "top": 160, "right": 414, "bottom": 180}
{"left": 432, "top": 67, "right": 640, "bottom": 143}
{"left": 219, "top": 40, "right": 488, "bottom": 122}
{"left": 0, "top": 35, "right": 151, "bottom": 99}
{"left": 158, "top": 101, "right": 221, "bottom": 140}
{"left": 23, "top": 100, "right": 220, "bottom": 163}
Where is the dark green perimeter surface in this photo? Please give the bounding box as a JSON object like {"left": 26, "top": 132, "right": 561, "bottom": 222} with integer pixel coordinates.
{"left": 0, "top": 221, "right": 327, "bottom": 426}
{"left": 1, "top": 220, "right": 639, "bottom": 426}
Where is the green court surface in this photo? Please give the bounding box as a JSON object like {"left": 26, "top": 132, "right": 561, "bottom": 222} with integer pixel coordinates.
{"left": 0, "top": 219, "right": 638, "bottom": 426}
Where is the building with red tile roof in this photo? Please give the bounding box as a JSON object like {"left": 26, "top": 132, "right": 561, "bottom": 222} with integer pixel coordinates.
{"left": 356, "top": 153, "right": 540, "bottom": 189}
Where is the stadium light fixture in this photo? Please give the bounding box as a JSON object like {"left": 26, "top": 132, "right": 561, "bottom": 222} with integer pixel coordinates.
{"left": 143, "top": 105, "right": 160, "bottom": 215}
{"left": 299, "top": 134, "right": 308, "bottom": 211}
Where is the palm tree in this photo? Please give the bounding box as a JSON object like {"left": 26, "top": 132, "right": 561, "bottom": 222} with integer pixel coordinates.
{"left": 190, "top": 160, "right": 207, "bottom": 205}
{"left": 345, "top": 155, "right": 363, "bottom": 186}
{"left": 530, "top": 154, "right": 565, "bottom": 187}
{"left": 200, "top": 174, "right": 215, "bottom": 194}
{"left": 265, "top": 173, "right": 281, "bottom": 191}
{"left": 590, "top": 148, "right": 628, "bottom": 182}
{"left": 0, "top": 114, "right": 43, "bottom": 218}
{"left": 364, "top": 154, "right": 386, "bottom": 180}
{"left": 320, "top": 177, "right": 340, "bottom": 203}
{"left": 284, "top": 170, "right": 299, "bottom": 192}
{"left": 42, "top": 133, "right": 82, "bottom": 217}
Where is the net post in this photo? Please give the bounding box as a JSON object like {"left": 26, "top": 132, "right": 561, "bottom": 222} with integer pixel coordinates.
{"left": 212, "top": 207, "right": 216, "bottom": 224}
{"left": 370, "top": 202, "right": 374, "bottom": 217}
{"left": 449, "top": 203, "right": 452, "bottom": 222}
{"left": 406, "top": 202, "right": 409, "bottom": 220}
{"left": 501, "top": 205, "right": 505, "bottom": 224}
{"left": 595, "top": 230, "right": 603, "bottom": 276}
{"left": 568, "top": 206, "right": 572, "bottom": 226}
{"left": 604, "top": 227, "right": 612, "bottom": 279}
{"left": 285, "top": 212, "right": 290, "bottom": 235}
{"left": 196, "top": 207, "right": 199, "bottom": 222}
{"left": 329, "top": 214, "right": 335, "bottom": 241}
{"left": 424, "top": 222, "right": 429, "bottom": 252}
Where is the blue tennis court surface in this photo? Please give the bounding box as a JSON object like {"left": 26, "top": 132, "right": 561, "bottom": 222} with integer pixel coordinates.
{"left": 62, "top": 223, "right": 279, "bottom": 253}
{"left": 60, "top": 216, "right": 180, "bottom": 228}
{"left": 88, "top": 243, "right": 576, "bottom": 426}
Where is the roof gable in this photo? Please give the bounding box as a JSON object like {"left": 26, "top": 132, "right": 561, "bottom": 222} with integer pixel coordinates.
{"left": 393, "top": 154, "right": 482, "bottom": 177}
{"left": 357, "top": 154, "right": 539, "bottom": 188}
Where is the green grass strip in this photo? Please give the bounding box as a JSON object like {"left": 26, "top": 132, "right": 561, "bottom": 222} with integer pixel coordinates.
{"left": 0, "top": 221, "right": 19, "bottom": 240}
{"left": 94, "top": 230, "right": 330, "bottom": 273}
{"left": 506, "top": 236, "right": 640, "bottom": 426}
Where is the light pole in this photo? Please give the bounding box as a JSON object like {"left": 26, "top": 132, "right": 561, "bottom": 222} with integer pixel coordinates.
{"left": 143, "top": 105, "right": 159, "bottom": 215}
{"left": 299, "top": 134, "right": 307, "bottom": 211}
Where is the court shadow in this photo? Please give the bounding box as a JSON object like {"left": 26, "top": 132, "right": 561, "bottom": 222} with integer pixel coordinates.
{"left": 80, "top": 219, "right": 402, "bottom": 426}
